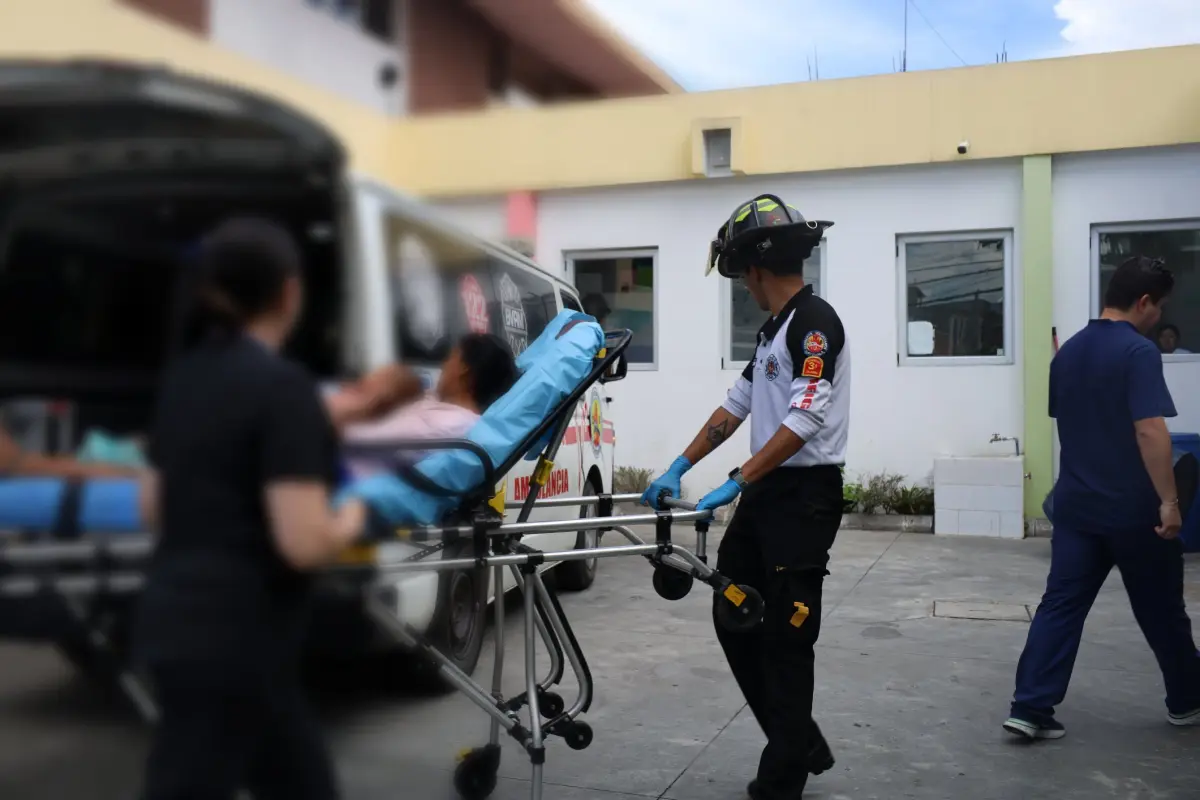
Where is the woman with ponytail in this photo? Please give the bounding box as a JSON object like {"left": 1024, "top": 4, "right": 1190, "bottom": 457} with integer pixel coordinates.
{"left": 135, "top": 216, "right": 368, "bottom": 800}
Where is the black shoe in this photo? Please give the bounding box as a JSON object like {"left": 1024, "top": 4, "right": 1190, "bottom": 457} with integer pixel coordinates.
{"left": 1002, "top": 715, "right": 1066, "bottom": 740}
{"left": 807, "top": 738, "right": 835, "bottom": 775}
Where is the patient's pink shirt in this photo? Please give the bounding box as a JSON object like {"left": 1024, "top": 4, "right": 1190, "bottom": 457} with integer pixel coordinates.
{"left": 343, "top": 397, "right": 480, "bottom": 476}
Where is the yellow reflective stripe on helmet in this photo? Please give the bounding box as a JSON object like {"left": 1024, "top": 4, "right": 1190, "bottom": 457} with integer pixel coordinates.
{"left": 735, "top": 198, "right": 782, "bottom": 223}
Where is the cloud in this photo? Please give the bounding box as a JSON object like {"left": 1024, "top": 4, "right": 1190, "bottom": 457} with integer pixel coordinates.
{"left": 581, "top": 0, "right": 905, "bottom": 91}
{"left": 1052, "top": 0, "right": 1200, "bottom": 55}
{"left": 584, "top": 0, "right": 1200, "bottom": 91}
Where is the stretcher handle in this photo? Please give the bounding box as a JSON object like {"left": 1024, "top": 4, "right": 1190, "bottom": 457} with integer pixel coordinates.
{"left": 658, "top": 491, "right": 697, "bottom": 513}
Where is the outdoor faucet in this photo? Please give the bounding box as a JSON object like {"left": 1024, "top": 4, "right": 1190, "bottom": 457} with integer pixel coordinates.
{"left": 989, "top": 433, "right": 1021, "bottom": 457}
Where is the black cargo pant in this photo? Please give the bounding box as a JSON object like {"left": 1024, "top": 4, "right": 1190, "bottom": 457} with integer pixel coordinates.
{"left": 141, "top": 658, "right": 339, "bottom": 800}
{"left": 713, "top": 465, "right": 842, "bottom": 800}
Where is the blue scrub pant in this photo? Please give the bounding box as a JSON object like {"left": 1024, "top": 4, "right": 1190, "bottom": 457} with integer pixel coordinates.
{"left": 1011, "top": 523, "right": 1200, "bottom": 724}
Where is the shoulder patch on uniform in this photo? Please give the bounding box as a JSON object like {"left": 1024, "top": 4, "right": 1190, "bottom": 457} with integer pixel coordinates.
{"left": 802, "top": 331, "right": 828, "bottom": 356}
{"left": 801, "top": 356, "right": 824, "bottom": 378}
{"left": 764, "top": 354, "right": 781, "bottom": 381}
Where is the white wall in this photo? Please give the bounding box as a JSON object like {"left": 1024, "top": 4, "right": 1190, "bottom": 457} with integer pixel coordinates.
{"left": 1053, "top": 145, "right": 1200, "bottom": 439}
{"left": 537, "top": 161, "right": 1027, "bottom": 497}
{"left": 432, "top": 196, "right": 508, "bottom": 243}
{"left": 210, "top": 0, "right": 406, "bottom": 116}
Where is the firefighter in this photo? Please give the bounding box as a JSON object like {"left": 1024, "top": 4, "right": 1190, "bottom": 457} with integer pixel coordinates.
{"left": 643, "top": 195, "right": 847, "bottom": 800}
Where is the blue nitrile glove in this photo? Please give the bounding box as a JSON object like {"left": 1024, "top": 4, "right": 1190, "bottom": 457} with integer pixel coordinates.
{"left": 641, "top": 456, "right": 692, "bottom": 509}
{"left": 696, "top": 479, "right": 742, "bottom": 515}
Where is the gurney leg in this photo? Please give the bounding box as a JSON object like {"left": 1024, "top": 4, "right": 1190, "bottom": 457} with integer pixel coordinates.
{"left": 488, "top": 564, "right": 505, "bottom": 748}
{"left": 531, "top": 571, "right": 593, "bottom": 724}
{"left": 61, "top": 597, "right": 159, "bottom": 725}
{"left": 508, "top": 564, "right": 564, "bottom": 693}
{"left": 521, "top": 564, "right": 545, "bottom": 800}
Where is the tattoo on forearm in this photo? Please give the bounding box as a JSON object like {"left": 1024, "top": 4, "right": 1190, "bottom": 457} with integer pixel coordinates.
{"left": 706, "top": 420, "right": 731, "bottom": 448}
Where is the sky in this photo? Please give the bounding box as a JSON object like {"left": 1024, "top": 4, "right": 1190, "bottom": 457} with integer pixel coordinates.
{"left": 582, "top": 0, "right": 1200, "bottom": 91}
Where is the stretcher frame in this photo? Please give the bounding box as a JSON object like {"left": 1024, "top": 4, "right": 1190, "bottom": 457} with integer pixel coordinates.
{"left": 0, "top": 329, "right": 766, "bottom": 800}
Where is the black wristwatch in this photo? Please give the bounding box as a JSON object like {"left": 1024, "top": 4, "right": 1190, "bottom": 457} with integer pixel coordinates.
{"left": 729, "top": 466, "right": 748, "bottom": 489}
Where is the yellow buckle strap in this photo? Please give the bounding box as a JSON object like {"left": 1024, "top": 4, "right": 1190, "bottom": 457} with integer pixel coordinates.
{"left": 533, "top": 457, "right": 554, "bottom": 487}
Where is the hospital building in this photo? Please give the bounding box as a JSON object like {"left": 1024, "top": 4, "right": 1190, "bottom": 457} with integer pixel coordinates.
{"left": 6, "top": 0, "right": 1200, "bottom": 533}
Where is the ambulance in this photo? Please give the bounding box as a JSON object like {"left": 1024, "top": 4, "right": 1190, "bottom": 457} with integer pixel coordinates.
{"left": 0, "top": 60, "right": 616, "bottom": 689}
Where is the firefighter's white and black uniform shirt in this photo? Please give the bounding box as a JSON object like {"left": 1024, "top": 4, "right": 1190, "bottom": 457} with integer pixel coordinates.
{"left": 722, "top": 285, "right": 850, "bottom": 467}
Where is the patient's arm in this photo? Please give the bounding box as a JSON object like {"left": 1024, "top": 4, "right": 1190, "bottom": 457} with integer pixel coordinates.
{"left": 1, "top": 439, "right": 143, "bottom": 480}
{"left": 326, "top": 363, "right": 425, "bottom": 431}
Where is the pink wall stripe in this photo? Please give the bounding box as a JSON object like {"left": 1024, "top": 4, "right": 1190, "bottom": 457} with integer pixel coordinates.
{"left": 505, "top": 190, "right": 538, "bottom": 243}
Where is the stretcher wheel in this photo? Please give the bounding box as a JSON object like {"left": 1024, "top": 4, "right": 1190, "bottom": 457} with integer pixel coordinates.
{"left": 652, "top": 565, "right": 694, "bottom": 601}
{"left": 563, "top": 720, "right": 594, "bottom": 751}
{"left": 453, "top": 744, "right": 501, "bottom": 800}
{"left": 538, "top": 690, "right": 566, "bottom": 718}
{"left": 715, "top": 584, "right": 764, "bottom": 633}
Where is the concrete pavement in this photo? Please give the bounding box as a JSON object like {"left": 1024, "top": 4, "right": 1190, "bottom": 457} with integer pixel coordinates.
{"left": 2, "top": 527, "right": 1199, "bottom": 799}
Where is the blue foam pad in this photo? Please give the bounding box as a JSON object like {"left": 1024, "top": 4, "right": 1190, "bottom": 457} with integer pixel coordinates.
{"left": 339, "top": 310, "right": 605, "bottom": 526}
{"left": 80, "top": 480, "right": 143, "bottom": 531}
{"left": 0, "top": 478, "right": 143, "bottom": 533}
{"left": 0, "top": 479, "right": 66, "bottom": 528}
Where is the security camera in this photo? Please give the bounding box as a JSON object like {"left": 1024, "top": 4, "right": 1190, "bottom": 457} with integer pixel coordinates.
{"left": 956, "top": 140, "right": 970, "bottom": 155}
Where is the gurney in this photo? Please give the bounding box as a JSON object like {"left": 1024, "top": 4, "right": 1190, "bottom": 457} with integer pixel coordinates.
{"left": 0, "top": 310, "right": 765, "bottom": 800}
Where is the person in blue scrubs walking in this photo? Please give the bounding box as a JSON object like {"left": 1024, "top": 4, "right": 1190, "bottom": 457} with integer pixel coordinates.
{"left": 1004, "top": 255, "right": 1200, "bottom": 740}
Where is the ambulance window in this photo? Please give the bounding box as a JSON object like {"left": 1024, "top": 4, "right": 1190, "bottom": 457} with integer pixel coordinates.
{"left": 488, "top": 261, "right": 556, "bottom": 358}
{"left": 385, "top": 211, "right": 500, "bottom": 367}
{"left": 561, "top": 291, "right": 582, "bottom": 312}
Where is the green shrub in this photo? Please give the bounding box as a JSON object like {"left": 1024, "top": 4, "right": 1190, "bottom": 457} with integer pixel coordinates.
{"left": 613, "top": 466, "right": 654, "bottom": 495}
{"left": 890, "top": 484, "right": 935, "bottom": 516}
{"left": 857, "top": 472, "right": 905, "bottom": 515}
{"left": 842, "top": 481, "right": 863, "bottom": 513}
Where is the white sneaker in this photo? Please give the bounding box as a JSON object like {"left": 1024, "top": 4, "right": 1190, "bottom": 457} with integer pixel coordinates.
{"left": 1167, "top": 707, "right": 1200, "bottom": 726}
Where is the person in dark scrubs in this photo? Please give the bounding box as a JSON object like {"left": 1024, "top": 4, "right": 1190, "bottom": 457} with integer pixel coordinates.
{"left": 1004, "top": 255, "right": 1200, "bottom": 740}
{"left": 135, "top": 217, "right": 371, "bottom": 800}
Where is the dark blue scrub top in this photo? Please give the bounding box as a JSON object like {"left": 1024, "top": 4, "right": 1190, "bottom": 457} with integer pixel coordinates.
{"left": 1051, "top": 319, "right": 1177, "bottom": 534}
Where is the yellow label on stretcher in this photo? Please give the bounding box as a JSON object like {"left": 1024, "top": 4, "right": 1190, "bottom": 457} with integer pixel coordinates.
{"left": 337, "top": 544, "right": 378, "bottom": 565}
{"left": 488, "top": 484, "right": 507, "bottom": 515}
{"left": 791, "top": 602, "right": 810, "bottom": 628}
{"left": 596, "top": 347, "right": 607, "bottom": 358}
{"left": 723, "top": 584, "right": 747, "bottom": 607}
{"left": 394, "top": 528, "right": 412, "bottom": 541}
{"left": 533, "top": 457, "right": 555, "bottom": 487}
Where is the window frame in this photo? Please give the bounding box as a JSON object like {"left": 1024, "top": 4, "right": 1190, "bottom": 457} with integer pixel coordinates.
{"left": 895, "top": 229, "right": 1015, "bottom": 367}
{"left": 563, "top": 247, "right": 659, "bottom": 371}
{"left": 1090, "top": 219, "right": 1200, "bottom": 363}
{"left": 719, "top": 239, "right": 828, "bottom": 371}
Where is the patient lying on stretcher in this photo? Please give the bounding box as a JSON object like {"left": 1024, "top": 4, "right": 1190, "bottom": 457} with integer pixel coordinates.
{"left": 336, "top": 333, "right": 519, "bottom": 477}
{"left": 0, "top": 333, "right": 518, "bottom": 535}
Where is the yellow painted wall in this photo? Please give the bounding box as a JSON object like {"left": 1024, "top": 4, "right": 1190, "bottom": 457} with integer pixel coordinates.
{"left": 0, "top": 0, "right": 395, "bottom": 180}
{"left": 3, "top": 2, "right": 1199, "bottom": 204}
{"left": 390, "top": 44, "right": 1200, "bottom": 198}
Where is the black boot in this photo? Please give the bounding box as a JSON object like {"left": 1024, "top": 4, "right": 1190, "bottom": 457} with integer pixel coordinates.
{"left": 807, "top": 736, "right": 835, "bottom": 775}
